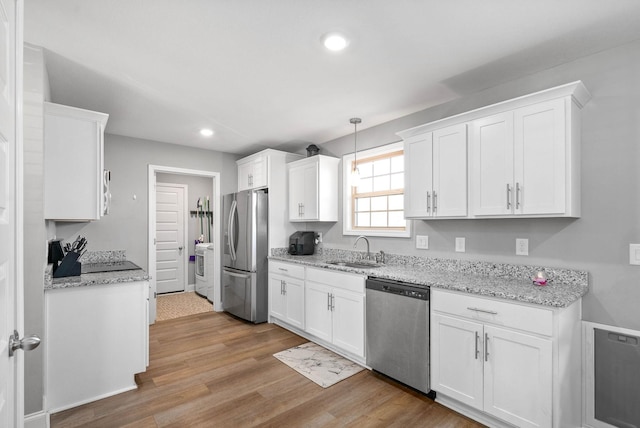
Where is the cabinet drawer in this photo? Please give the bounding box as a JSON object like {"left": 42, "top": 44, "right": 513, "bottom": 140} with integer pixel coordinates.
{"left": 306, "top": 267, "right": 365, "bottom": 294}
{"left": 431, "top": 289, "right": 553, "bottom": 336}
{"left": 269, "top": 261, "right": 305, "bottom": 280}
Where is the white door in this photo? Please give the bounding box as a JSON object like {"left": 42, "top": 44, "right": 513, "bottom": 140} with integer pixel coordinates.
{"left": 404, "top": 133, "right": 433, "bottom": 218}
{"left": 471, "top": 112, "right": 514, "bottom": 216}
{"left": 302, "top": 162, "right": 318, "bottom": 220}
{"left": 283, "top": 277, "right": 304, "bottom": 329}
{"left": 332, "top": 288, "right": 365, "bottom": 357}
{"left": 304, "top": 281, "right": 332, "bottom": 342}
{"left": 431, "top": 314, "right": 484, "bottom": 411}
{"left": 288, "top": 165, "right": 305, "bottom": 220}
{"left": 156, "top": 184, "right": 187, "bottom": 294}
{"left": 268, "top": 274, "right": 286, "bottom": 321}
{"left": 483, "top": 325, "right": 552, "bottom": 428}
{"left": 433, "top": 123, "right": 467, "bottom": 217}
{"left": 0, "top": 0, "right": 23, "bottom": 426}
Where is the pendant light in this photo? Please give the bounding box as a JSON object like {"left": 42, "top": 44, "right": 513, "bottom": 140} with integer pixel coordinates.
{"left": 350, "top": 117, "right": 362, "bottom": 185}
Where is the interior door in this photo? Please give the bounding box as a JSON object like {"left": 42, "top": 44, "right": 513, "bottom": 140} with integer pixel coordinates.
{"left": 0, "top": 0, "right": 22, "bottom": 425}
{"left": 156, "top": 184, "right": 186, "bottom": 294}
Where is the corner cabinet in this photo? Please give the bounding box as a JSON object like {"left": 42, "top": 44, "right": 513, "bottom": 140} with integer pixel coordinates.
{"left": 44, "top": 102, "right": 109, "bottom": 221}
{"left": 404, "top": 123, "right": 468, "bottom": 218}
{"left": 398, "top": 81, "right": 590, "bottom": 219}
{"left": 288, "top": 155, "right": 340, "bottom": 222}
{"left": 430, "top": 289, "right": 582, "bottom": 428}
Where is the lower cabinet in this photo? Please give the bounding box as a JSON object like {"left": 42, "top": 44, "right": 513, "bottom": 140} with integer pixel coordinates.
{"left": 268, "top": 260, "right": 366, "bottom": 362}
{"left": 45, "top": 281, "right": 149, "bottom": 412}
{"left": 431, "top": 289, "right": 581, "bottom": 428}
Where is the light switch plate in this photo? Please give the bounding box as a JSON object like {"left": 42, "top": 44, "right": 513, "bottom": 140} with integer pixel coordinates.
{"left": 630, "top": 244, "right": 640, "bottom": 265}
{"left": 416, "top": 235, "right": 429, "bottom": 249}
{"left": 455, "top": 237, "right": 465, "bottom": 253}
{"left": 516, "top": 238, "right": 529, "bottom": 256}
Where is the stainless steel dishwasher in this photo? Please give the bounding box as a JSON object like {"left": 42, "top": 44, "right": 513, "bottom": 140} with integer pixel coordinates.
{"left": 366, "top": 277, "right": 431, "bottom": 394}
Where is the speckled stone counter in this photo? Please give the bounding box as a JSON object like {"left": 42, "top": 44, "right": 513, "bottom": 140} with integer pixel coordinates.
{"left": 269, "top": 248, "right": 588, "bottom": 308}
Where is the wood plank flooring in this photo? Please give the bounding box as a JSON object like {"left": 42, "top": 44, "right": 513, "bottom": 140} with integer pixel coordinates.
{"left": 51, "top": 311, "right": 485, "bottom": 427}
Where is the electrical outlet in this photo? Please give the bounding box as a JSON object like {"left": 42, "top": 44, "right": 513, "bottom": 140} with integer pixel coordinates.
{"left": 516, "top": 238, "right": 529, "bottom": 256}
{"left": 630, "top": 244, "right": 640, "bottom": 265}
{"left": 455, "top": 237, "right": 465, "bottom": 253}
{"left": 316, "top": 232, "right": 323, "bottom": 243}
{"left": 416, "top": 235, "right": 429, "bottom": 249}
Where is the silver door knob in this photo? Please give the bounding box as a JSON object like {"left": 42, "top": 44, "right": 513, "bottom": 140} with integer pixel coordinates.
{"left": 178, "top": 246, "right": 183, "bottom": 251}
{"left": 9, "top": 330, "right": 41, "bottom": 357}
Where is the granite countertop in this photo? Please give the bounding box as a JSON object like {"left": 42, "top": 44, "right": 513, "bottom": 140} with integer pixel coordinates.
{"left": 269, "top": 250, "right": 589, "bottom": 308}
{"left": 45, "top": 250, "right": 150, "bottom": 290}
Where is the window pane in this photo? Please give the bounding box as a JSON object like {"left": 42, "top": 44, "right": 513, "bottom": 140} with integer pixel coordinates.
{"left": 391, "top": 155, "right": 404, "bottom": 173}
{"left": 390, "top": 172, "right": 404, "bottom": 189}
{"left": 358, "top": 162, "right": 373, "bottom": 178}
{"left": 389, "top": 194, "right": 404, "bottom": 210}
{"left": 371, "top": 212, "right": 387, "bottom": 227}
{"left": 389, "top": 211, "right": 406, "bottom": 227}
{"left": 373, "top": 158, "right": 390, "bottom": 176}
{"left": 356, "top": 212, "right": 370, "bottom": 227}
{"left": 373, "top": 175, "right": 390, "bottom": 192}
{"left": 357, "top": 177, "right": 372, "bottom": 193}
{"left": 356, "top": 197, "right": 370, "bottom": 212}
{"left": 371, "top": 196, "right": 387, "bottom": 211}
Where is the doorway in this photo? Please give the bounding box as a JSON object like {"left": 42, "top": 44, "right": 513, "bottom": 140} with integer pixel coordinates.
{"left": 148, "top": 166, "right": 221, "bottom": 324}
{"left": 155, "top": 183, "right": 188, "bottom": 294}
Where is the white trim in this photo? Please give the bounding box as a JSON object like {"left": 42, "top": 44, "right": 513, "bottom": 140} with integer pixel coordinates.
{"left": 24, "top": 411, "right": 49, "bottom": 428}
{"left": 148, "top": 165, "right": 222, "bottom": 325}
{"left": 582, "top": 321, "right": 640, "bottom": 428}
{"left": 342, "top": 141, "right": 411, "bottom": 238}
{"left": 154, "top": 182, "right": 189, "bottom": 294}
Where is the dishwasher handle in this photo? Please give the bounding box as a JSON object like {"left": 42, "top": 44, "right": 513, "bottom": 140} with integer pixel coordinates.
{"left": 366, "top": 278, "right": 429, "bottom": 301}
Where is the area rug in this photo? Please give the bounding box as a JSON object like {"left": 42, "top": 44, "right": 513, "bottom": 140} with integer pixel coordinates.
{"left": 273, "top": 342, "right": 364, "bottom": 388}
{"left": 156, "top": 291, "right": 212, "bottom": 321}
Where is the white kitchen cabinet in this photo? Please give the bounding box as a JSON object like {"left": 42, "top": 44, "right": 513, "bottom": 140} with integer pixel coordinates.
{"left": 237, "top": 151, "right": 267, "bottom": 191}
{"left": 404, "top": 123, "right": 467, "bottom": 218}
{"left": 288, "top": 155, "right": 340, "bottom": 222}
{"left": 471, "top": 98, "right": 575, "bottom": 217}
{"left": 268, "top": 261, "right": 305, "bottom": 329}
{"left": 431, "top": 289, "right": 581, "bottom": 428}
{"left": 45, "top": 281, "right": 149, "bottom": 412}
{"left": 304, "top": 267, "right": 365, "bottom": 358}
{"left": 44, "top": 102, "right": 109, "bottom": 221}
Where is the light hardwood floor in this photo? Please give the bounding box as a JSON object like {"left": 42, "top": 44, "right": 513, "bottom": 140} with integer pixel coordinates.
{"left": 51, "top": 311, "right": 485, "bottom": 427}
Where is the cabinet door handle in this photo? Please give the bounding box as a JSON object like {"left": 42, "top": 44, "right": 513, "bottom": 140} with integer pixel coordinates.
{"left": 426, "top": 191, "right": 431, "bottom": 213}
{"left": 282, "top": 281, "right": 287, "bottom": 295}
{"left": 327, "top": 293, "right": 331, "bottom": 310}
{"left": 301, "top": 203, "right": 304, "bottom": 216}
{"left": 331, "top": 293, "right": 335, "bottom": 311}
{"left": 516, "top": 182, "right": 521, "bottom": 209}
{"left": 506, "top": 183, "right": 512, "bottom": 210}
{"left": 467, "top": 307, "right": 498, "bottom": 315}
{"left": 278, "top": 267, "right": 288, "bottom": 272}
{"left": 433, "top": 191, "right": 437, "bottom": 213}
{"left": 280, "top": 280, "right": 284, "bottom": 295}
{"left": 484, "top": 333, "right": 490, "bottom": 362}
{"left": 475, "top": 331, "right": 480, "bottom": 360}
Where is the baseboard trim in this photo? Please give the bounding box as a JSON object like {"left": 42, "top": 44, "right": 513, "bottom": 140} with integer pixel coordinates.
{"left": 25, "top": 411, "right": 49, "bottom": 428}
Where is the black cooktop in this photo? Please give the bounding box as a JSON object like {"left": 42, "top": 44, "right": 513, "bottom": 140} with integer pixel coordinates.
{"left": 81, "top": 260, "right": 142, "bottom": 274}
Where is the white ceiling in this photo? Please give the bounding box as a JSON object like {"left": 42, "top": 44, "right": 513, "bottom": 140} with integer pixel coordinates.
{"left": 24, "top": 1, "right": 640, "bottom": 156}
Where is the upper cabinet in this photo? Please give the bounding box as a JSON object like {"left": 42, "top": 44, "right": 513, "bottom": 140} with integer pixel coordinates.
{"left": 404, "top": 123, "right": 467, "bottom": 218}
{"left": 237, "top": 152, "right": 268, "bottom": 191}
{"left": 398, "top": 81, "right": 590, "bottom": 219}
{"left": 288, "top": 155, "right": 340, "bottom": 222}
{"left": 44, "top": 102, "right": 109, "bottom": 221}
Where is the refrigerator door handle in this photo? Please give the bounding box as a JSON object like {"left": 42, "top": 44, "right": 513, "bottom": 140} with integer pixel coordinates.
{"left": 228, "top": 199, "right": 238, "bottom": 261}
{"left": 223, "top": 269, "right": 251, "bottom": 279}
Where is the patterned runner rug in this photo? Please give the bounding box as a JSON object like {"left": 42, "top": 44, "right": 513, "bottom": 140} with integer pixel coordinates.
{"left": 273, "top": 342, "right": 364, "bottom": 388}
{"left": 156, "top": 291, "right": 212, "bottom": 321}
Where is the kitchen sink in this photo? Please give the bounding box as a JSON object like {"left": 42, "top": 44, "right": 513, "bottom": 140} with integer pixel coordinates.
{"left": 325, "top": 260, "right": 381, "bottom": 269}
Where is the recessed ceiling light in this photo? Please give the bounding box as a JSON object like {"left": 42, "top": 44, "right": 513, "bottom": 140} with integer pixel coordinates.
{"left": 322, "top": 32, "right": 349, "bottom": 51}
{"left": 200, "top": 128, "right": 214, "bottom": 137}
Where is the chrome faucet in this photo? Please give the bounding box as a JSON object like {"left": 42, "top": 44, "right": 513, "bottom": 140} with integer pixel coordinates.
{"left": 353, "top": 235, "right": 371, "bottom": 260}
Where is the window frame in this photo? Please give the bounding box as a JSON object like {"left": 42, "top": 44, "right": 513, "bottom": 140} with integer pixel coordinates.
{"left": 342, "top": 141, "right": 411, "bottom": 238}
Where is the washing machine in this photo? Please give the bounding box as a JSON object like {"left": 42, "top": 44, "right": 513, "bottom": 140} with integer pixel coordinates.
{"left": 195, "top": 243, "right": 215, "bottom": 301}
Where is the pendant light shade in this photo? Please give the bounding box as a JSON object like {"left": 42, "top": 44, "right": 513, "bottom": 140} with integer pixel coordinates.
{"left": 350, "top": 117, "right": 362, "bottom": 185}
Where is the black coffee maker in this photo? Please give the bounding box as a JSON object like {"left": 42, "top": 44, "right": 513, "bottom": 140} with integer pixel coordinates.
{"left": 288, "top": 231, "right": 316, "bottom": 255}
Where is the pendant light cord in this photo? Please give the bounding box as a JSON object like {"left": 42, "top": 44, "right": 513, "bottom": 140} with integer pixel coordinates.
{"left": 350, "top": 117, "right": 362, "bottom": 172}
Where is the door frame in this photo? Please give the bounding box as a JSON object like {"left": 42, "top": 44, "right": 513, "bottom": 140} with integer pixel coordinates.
{"left": 154, "top": 182, "right": 188, "bottom": 294}
{"left": 148, "top": 165, "right": 221, "bottom": 324}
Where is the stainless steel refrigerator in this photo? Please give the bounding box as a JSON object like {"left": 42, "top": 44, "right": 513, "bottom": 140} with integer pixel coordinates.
{"left": 222, "top": 190, "right": 268, "bottom": 323}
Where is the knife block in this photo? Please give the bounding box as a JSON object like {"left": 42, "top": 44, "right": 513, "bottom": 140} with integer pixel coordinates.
{"left": 53, "top": 251, "right": 81, "bottom": 278}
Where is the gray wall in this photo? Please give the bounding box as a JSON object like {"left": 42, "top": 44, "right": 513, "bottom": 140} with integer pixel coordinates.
{"left": 54, "top": 134, "right": 239, "bottom": 269}
{"left": 156, "top": 173, "right": 214, "bottom": 286}
{"left": 316, "top": 39, "right": 640, "bottom": 331}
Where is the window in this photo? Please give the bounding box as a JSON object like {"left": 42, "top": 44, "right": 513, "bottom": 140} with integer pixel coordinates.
{"left": 343, "top": 141, "right": 410, "bottom": 237}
